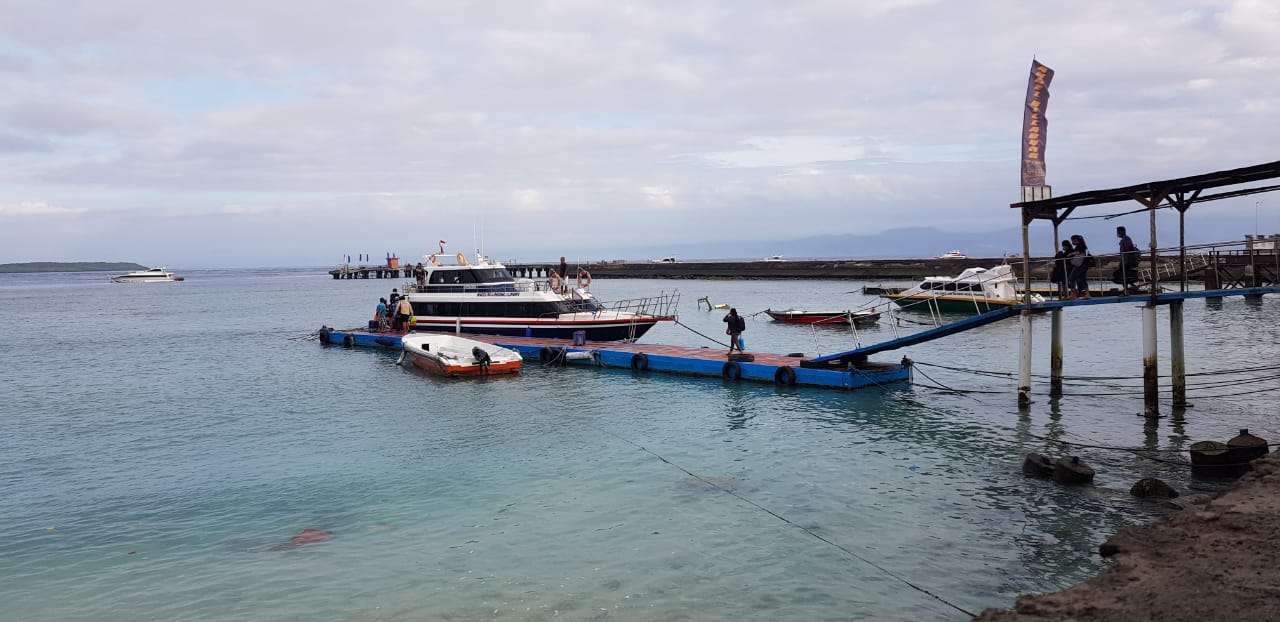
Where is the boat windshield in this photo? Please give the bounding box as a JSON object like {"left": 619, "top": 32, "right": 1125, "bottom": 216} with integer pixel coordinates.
{"left": 428, "top": 268, "right": 513, "bottom": 285}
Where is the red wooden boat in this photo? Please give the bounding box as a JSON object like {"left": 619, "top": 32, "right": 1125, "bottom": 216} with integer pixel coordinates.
{"left": 764, "top": 309, "right": 881, "bottom": 326}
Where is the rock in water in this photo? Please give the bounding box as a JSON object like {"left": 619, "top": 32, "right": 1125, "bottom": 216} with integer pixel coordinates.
{"left": 1130, "top": 477, "right": 1179, "bottom": 499}
{"left": 1052, "top": 456, "right": 1095, "bottom": 485}
{"left": 1022, "top": 453, "right": 1054, "bottom": 478}
{"left": 283, "top": 528, "right": 332, "bottom": 547}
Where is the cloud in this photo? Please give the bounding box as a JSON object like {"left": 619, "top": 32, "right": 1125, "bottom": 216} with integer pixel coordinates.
{"left": 0, "top": 201, "right": 84, "bottom": 218}
{"left": 0, "top": 0, "right": 1278, "bottom": 265}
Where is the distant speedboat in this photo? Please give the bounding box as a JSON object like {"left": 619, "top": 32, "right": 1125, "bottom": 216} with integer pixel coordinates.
{"left": 111, "top": 267, "right": 182, "bottom": 283}
{"left": 937, "top": 250, "right": 967, "bottom": 259}
{"left": 400, "top": 334, "right": 522, "bottom": 377}
{"left": 761, "top": 255, "right": 785, "bottom": 262}
{"left": 653, "top": 256, "right": 678, "bottom": 263}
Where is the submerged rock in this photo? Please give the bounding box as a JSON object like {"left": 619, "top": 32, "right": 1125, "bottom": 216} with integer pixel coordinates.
{"left": 1022, "top": 453, "right": 1054, "bottom": 479}
{"left": 1052, "top": 456, "right": 1095, "bottom": 485}
{"left": 1130, "top": 478, "right": 1179, "bottom": 499}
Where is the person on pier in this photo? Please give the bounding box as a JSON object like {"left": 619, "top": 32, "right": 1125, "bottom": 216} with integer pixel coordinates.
{"left": 1067, "top": 235, "right": 1093, "bottom": 299}
{"left": 394, "top": 296, "right": 413, "bottom": 333}
{"left": 374, "top": 297, "right": 388, "bottom": 331}
{"left": 723, "top": 308, "right": 746, "bottom": 355}
{"left": 1114, "top": 226, "right": 1141, "bottom": 294}
{"left": 1050, "top": 239, "right": 1073, "bottom": 299}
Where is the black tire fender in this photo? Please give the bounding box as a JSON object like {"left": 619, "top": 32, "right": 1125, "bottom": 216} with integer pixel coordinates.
{"left": 341, "top": 333, "right": 354, "bottom": 348}
{"left": 539, "top": 347, "right": 555, "bottom": 364}
{"left": 318, "top": 327, "right": 332, "bottom": 345}
{"left": 722, "top": 361, "right": 741, "bottom": 381}
{"left": 774, "top": 366, "right": 797, "bottom": 386}
{"left": 630, "top": 353, "right": 649, "bottom": 371}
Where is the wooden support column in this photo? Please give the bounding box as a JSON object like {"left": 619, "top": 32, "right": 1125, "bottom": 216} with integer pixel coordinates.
{"left": 1142, "top": 302, "right": 1160, "bottom": 418}
{"left": 1018, "top": 211, "right": 1033, "bottom": 407}
{"left": 1170, "top": 300, "right": 1187, "bottom": 408}
{"left": 1049, "top": 220, "right": 1063, "bottom": 396}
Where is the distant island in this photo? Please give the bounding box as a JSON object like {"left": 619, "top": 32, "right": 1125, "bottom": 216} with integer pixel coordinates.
{"left": 0, "top": 261, "right": 149, "bottom": 273}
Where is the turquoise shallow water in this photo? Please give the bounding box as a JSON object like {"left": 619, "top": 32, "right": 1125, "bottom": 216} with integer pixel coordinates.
{"left": 2, "top": 270, "right": 1277, "bottom": 621}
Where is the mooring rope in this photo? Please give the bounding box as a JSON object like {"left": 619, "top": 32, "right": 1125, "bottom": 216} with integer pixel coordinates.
{"left": 585, "top": 423, "right": 976, "bottom": 618}
{"left": 672, "top": 319, "right": 733, "bottom": 348}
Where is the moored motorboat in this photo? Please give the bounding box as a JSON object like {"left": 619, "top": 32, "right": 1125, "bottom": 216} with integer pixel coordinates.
{"left": 764, "top": 309, "right": 881, "bottom": 326}
{"left": 111, "top": 267, "right": 182, "bottom": 283}
{"left": 399, "top": 334, "right": 522, "bottom": 377}
{"left": 881, "top": 264, "right": 1042, "bottom": 313}
{"left": 398, "top": 250, "right": 677, "bottom": 342}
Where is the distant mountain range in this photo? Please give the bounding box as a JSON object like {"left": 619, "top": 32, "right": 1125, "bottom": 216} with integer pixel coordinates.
{"left": 0, "top": 262, "right": 148, "bottom": 273}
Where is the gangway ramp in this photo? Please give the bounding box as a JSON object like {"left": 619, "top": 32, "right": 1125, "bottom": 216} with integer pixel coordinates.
{"left": 806, "top": 306, "right": 1018, "bottom": 364}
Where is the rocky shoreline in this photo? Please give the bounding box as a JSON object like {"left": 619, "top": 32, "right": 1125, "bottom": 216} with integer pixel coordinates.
{"left": 975, "top": 454, "right": 1280, "bottom": 621}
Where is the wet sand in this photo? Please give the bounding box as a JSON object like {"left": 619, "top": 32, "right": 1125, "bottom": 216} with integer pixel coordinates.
{"left": 976, "top": 454, "right": 1280, "bottom": 622}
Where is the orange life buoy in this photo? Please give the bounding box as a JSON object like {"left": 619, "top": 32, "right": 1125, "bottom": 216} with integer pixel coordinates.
{"left": 577, "top": 269, "right": 592, "bottom": 290}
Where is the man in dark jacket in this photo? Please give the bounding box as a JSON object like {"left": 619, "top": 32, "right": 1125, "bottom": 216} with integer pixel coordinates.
{"left": 1114, "top": 226, "right": 1141, "bottom": 292}
{"left": 723, "top": 308, "right": 746, "bottom": 355}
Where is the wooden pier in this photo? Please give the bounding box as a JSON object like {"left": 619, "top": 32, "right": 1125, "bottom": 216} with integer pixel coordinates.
{"left": 317, "top": 328, "right": 911, "bottom": 391}
{"left": 329, "top": 265, "right": 404, "bottom": 279}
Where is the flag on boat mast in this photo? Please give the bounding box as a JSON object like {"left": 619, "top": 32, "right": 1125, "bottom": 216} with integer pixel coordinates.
{"left": 1020, "top": 59, "right": 1054, "bottom": 200}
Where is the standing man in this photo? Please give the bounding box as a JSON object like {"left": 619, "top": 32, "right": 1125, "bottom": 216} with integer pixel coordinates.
{"left": 723, "top": 308, "right": 746, "bottom": 355}
{"left": 1115, "top": 226, "right": 1141, "bottom": 293}
{"left": 395, "top": 296, "right": 414, "bottom": 333}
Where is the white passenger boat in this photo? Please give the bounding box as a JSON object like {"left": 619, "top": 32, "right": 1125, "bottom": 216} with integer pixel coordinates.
{"left": 399, "top": 251, "right": 677, "bottom": 341}
{"left": 400, "top": 334, "right": 522, "bottom": 377}
{"left": 937, "top": 250, "right": 967, "bottom": 259}
{"left": 110, "top": 267, "right": 183, "bottom": 283}
{"left": 881, "top": 264, "right": 1042, "bottom": 313}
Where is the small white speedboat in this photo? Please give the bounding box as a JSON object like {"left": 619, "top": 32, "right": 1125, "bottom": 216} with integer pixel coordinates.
{"left": 400, "top": 334, "right": 522, "bottom": 377}
{"left": 937, "top": 250, "right": 967, "bottom": 259}
{"left": 111, "top": 267, "right": 183, "bottom": 283}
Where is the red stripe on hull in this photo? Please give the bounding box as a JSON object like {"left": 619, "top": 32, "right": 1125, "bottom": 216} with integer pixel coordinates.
{"left": 407, "top": 352, "right": 521, "bottom": 377}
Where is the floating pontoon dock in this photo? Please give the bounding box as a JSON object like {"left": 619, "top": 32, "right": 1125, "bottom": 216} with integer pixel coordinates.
{"left": 317, "top": 328, "right": 911, "bottom": 391}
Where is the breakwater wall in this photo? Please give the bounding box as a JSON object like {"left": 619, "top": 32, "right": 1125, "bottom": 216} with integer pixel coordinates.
{"left": 508, "top": 257, "right": 1153, "bottom": 281}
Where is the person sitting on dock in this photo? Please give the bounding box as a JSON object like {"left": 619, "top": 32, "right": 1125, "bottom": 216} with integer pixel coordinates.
{"left": 1113, "top": 226, "right": 1141, "bottom": 293}
{"left": 723, "top": 308, "right": 746, "bottom": 355}
{"left": 394, "top": 296, "right": 413, "bottom": 332}
{"left": 1050, "top": 239, "right": 1073, "bottom": 299}
{"left": 1067, "top": 235, "right": 1093, "bottom": 299}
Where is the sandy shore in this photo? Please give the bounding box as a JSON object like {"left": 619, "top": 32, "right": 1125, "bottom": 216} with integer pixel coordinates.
{"left": 976, "top": 453, "right": 1280, "bottom": 621}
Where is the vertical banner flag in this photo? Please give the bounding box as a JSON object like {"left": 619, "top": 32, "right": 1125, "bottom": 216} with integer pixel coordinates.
{"left": 1021, "top": 60, "right": 1054, "bottom": 187}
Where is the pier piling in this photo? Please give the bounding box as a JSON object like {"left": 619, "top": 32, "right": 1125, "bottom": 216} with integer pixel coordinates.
{"left": 1170, "top": 300, "right": 1187, "bottom": 407}
{"left": 1049, "top": 308, "right": 1063, "bottom": 397}
{"left": 1018, "top": 311, "right": 1033, "bottom": 406}
{"left": 1142, "top": 303, "right": 1159, "bottom": 417}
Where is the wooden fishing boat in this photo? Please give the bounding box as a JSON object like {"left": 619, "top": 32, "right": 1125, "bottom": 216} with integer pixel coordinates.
{"left": 399, "top": 334, "right": 523, "bottom": 377}
{"left": 764, "top": 309, "right": 881, "bottom": 326}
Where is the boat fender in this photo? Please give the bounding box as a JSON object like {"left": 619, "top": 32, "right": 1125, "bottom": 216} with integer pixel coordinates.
{"left": 539, "top": 347, "right": 555, "bottom": 364}
{"left": 341, "top": 333, "right": 354, "bottom": 348}
{"left": 722, "top": 361, "right": 741, "bottom": 381}
{"left": 630, "top": 353, "right": 649, "bottom": 371}
{"left": 318, "top": 326, "right": 332, "bottom": 345}
{"left": 774, "top": 366, "right": 797, "bottom": 386}
{"left": 590, "top": 350, "right": 603, "bottom": 366}
{"left": 577, "top": 269, "right": 592, "bottom": 289}
{"left": 785, "top": 352, "right": 804, "bottom": 358}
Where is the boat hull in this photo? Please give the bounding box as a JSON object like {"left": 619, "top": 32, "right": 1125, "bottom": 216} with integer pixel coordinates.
{"left": 886, "top": 294, "right": 1021, "bottom": 314}
{"left": 111, "top": 277, "right": 178, "bottom": 283}
{"left": 765, "top": 311, "right": 880, "bottom": 326}
{"left": 409, "top": 317, "right": 662, "bottom": 341}
{"left": 404, "top": 350, "right": 521, "bottom": 377}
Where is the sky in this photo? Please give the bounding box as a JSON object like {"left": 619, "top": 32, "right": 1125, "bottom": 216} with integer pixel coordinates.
{"left": 1, "top": 0, "right": 1278, "bottom": 266}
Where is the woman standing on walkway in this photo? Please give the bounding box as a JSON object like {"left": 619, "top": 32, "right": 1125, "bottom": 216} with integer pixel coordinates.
{"left": 1050, "top": 239, "right": 1073, "bottom": 299}
{"left": 1068, "top": 235, "right": 1092, "bottom": 299}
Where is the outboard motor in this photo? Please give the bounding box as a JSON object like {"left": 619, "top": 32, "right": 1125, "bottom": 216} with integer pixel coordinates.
{"left": 471, "top": 347, "right": 492, "bottom": 366}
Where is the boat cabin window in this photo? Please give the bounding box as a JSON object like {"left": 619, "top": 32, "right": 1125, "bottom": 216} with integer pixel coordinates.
{"left": 428, "top": 268, "right": 513, "bottom": 285}
{"left": 410, "top": 300, "right": 569, "bottom": 318}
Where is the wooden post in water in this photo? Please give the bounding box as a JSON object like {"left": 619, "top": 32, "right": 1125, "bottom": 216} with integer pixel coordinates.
{"left": 1049, "top": 222, "right": 1063, "bottom": 397}
{"left": 1018, "top": 212, "right": 1033, "bottom": 407}
{"left": 1143, "top": 302, "right": 1159, "bottom": 417}
{"left": 1170, "top": 300, "right": 1187, "bottom": 408}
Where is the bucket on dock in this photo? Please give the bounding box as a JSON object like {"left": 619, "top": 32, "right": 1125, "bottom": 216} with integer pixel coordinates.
{"left": 572, "top": 330, "right": 586, "bottom": 346}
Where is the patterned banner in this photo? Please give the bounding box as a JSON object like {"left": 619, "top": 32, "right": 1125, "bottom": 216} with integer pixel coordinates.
{"left": 1021, "top": 60, "right": 1055, "bottom": 187}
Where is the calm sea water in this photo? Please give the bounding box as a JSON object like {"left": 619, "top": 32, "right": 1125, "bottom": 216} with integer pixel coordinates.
{"left": 2, "top": 270, "right": 1277, "bottom": 621}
